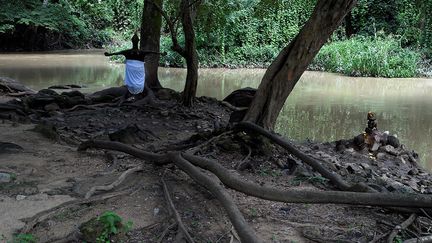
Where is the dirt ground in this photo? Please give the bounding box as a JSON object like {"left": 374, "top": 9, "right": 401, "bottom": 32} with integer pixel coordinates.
{"left": 0, "top": 87, "right": 431, "bottom": 243}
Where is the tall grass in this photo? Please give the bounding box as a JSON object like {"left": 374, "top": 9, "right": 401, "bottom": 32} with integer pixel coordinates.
{"left": 311, "top": 36, "right": 420, "bottom": 78}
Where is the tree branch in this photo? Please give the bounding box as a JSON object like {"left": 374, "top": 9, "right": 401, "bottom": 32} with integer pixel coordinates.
{"left": 148, "top": 0, "right": 186, "bottom": 56}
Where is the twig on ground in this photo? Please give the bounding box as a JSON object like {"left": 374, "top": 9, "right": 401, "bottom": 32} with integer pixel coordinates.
{"left": 161, "top": 177, "right": 195, "bottom": 243}
{"left": 236, "top": 144, "right": 252, "bottom": 170}
{"left": 369, "top": 232, "right": 389, "bottom": 243}
{"left": 157, "top": 222, "right": 178, "bottom": 243}
{"left": 421, "top": 208, "right": 432, "bottom": 220}
{"left": 220, "top": 101, "right": 248, "bottom": 112}
{"left": 186, "top": 131, "right": 232, "bottom": 155}
{"left": 387, "top": 214, "right": 417, "bottom": 243}
{"left": 85, "top": 165, "right": 143, "bottom": 199}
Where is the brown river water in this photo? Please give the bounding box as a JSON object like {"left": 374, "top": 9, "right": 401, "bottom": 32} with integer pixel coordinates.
{"left": 0, "top": 50, "right": 431, "bottom": 170}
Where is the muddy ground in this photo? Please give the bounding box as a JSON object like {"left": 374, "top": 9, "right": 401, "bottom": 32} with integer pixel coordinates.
{"left": 0, "top": 85, "right": 431, "bottom": 243}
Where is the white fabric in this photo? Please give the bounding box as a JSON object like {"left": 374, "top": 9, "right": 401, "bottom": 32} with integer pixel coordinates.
{"left": 125, "top": 59, "right": 145, "bottom": 94}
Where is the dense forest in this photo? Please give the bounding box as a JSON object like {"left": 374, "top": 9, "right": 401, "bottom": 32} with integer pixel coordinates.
{"left": 1, "top": 0, "right": 431, "bottom": 77}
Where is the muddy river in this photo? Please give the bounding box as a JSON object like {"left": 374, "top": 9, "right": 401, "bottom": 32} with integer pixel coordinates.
{"left": 0, "top": 50, "right": 431, "bottom": 170}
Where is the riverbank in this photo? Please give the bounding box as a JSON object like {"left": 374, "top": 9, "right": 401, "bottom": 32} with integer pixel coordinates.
{"left": 1, "top": 52, "right": 431, "bottom": 170}
{"left": 1, "top": 80, "right": 432, "bottom": 242}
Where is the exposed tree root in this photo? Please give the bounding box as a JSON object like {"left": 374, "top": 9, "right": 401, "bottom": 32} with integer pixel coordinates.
{"left": 236, "top": 144, "right": 252, "bottom": 170}
{"left": 21, "top": 190, "right": 131, "bottom": 233}
{"left": 78, "top": 140, "right": 169, "bottom": 164}
{"left": 220, "top": 101, "right": 248, "bottom": 112}
{"left": 78, "top": 139, "right": 432, "bottom": 243}
{"left": 161, "top": 177, "right": 195, "bottom": 243}
{"left": 236, "top": 121, "right": 357, "bottom": 191}
{"left": 168, "top": 152, "right": 263, "bottom": 243}
{"left": 85, "top": 165, "right": 143, "bottom": 199}
{"left": 186, "top": 131, "right": 232, "bottom": 154}
{"left": 183, "top": 153, "right": 432, "bottom": 208}
{"left": 387, "top": 214, "right": 417, "bottom": 243}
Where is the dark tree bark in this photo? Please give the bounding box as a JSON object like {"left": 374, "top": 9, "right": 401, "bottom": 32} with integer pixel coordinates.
{"left": 141, "top": 0, "right": 163, "bottom": 89}
{"left": 243, "top": 0, "right": 357, "bottom": 129}
{"left": 345, "top": 11, "right": 354, "bottom": 38}
{"left": 180, "top": 0, "right": 199, "bottom": 107}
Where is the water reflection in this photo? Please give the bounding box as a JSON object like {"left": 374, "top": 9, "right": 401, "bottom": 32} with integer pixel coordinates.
{"left": 0, "top": 51, "right": 431, "bottom": 170}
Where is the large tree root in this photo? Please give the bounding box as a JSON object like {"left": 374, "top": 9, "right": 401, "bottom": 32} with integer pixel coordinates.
{"left": 79, "top": 139, "right": 432, "bottom": 243}
{"left": 169, "top": 152, "right": 263, "bottom": 243}
{"left": 236, "top": 121, "right": 357, "bottom": 191}
{"left": 161, "top": 177, "right": 195, "bottom": 243}
{"left": 183, "top": 153, "right": 432, "bottom": 208}
{"left": 80, "top": 139, "right": 432, "bottom": 209}
{"left": 235, "top": 122, "right": 432, "bottom": 214}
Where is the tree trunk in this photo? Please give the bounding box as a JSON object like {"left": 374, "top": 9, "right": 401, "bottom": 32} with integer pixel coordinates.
{"left": 181, "top": 0, "right": 199, "bottom": 107}
{"left": 243, "top": 0, "right": 357, "bottom": 129}
{"left": 141, "top": 0, "right": 163, "bottom": 89}
{"left": 345, "top": 11, "right": 354, "bottom": 38}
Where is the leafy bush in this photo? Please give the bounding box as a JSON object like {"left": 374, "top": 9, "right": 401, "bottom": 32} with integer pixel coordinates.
{"left": 311, "top": 36, "right": 420, "bottom": 78}
{"left": 96, "top": 211, "right": 132, "bottom": 243}
{"left": 10, "top": 234, "right": 37, "bottom": 243}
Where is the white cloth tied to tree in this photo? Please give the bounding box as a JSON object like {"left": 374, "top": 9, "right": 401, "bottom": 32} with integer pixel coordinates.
{"left": 125, "top": 59, "right": 145, "bottom": 94}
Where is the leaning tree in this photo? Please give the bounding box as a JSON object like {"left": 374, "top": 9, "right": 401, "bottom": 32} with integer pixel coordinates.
{"left": 243, "top": 0, "right": 357, "bottom": 129}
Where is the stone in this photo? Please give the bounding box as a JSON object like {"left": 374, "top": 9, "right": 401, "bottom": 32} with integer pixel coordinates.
{"left": 376, "top": 153, "right": 386, "bottom": 160}
{"left": 408, "top": 168, "right": 419, "bottom": 175}
{"left": 160, "top": 110, "right": 169, "bottom": 117}
{"left": 382, "top": 145, "right": 398, "bottom": 156}
{"left": 156, "top": 88, "right": 177, "bottom": 100}
{"left": 360, "top": 163, "right": 371, "bottom": 170}
{"left": 16, "top": 195, "right": 26, "bottom": 201}
{"left": 387, "top": 135, "right": 400, "bottom": 148}
{"left": 44, "top": 103, "right": 60, "bottom": 111}
{"left": 0, "top": 172, "right": 12, "bottom": 183}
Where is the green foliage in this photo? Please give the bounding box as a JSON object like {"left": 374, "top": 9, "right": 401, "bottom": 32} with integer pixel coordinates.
{"left": 0, "top": 0, "right": 143, "bottom": 50}
{"left": 96, "top": 211, "right": 132, "bottom": 243}
{"left": 10, "top": 234, "right": 37, "bottom": 243}
{"left": 311, "top": 36, "right": 420, "bottom": 78}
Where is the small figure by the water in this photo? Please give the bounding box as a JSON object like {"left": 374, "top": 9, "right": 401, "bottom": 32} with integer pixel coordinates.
{"left": 365, "top": 111, "right": 377, "bottom": 134}
{"left": 104, "top": 32, "right": 164, "bottom": 95}
{"left": 353, "top": 111, "right": 400, "bottom": 151}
